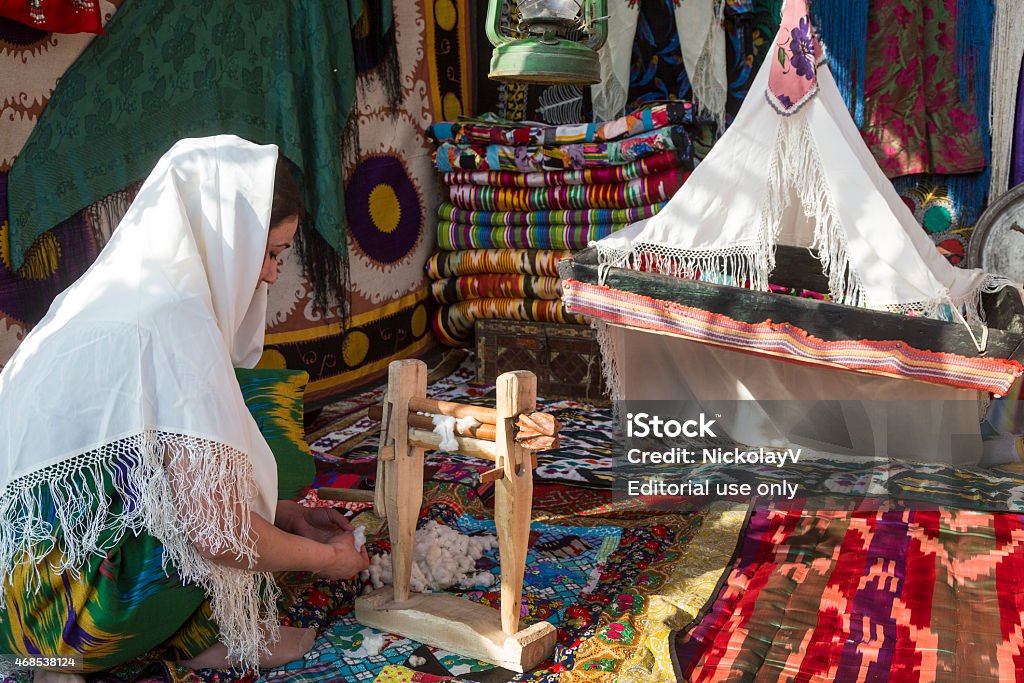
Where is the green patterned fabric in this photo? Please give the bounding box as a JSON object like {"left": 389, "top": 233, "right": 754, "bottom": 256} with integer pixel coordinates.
{"left": 7, "top": 0, "right": 358, "bottom": 271}
{"left": 0, "top": 484, "right": 218, "bottom": 672}
{"left": 235, "top": 368, "right": 315, "bottom": 500}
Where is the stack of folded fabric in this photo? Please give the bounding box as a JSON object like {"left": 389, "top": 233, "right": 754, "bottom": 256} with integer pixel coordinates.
{"left": 427, "top": 102, "right": 702, "bottom": 346}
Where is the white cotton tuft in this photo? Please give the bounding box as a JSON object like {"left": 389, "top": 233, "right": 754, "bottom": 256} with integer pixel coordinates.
{"left": 430, "top": 414, "right": 459, "bottom": 451}
{"left": 352, "top": 525, "right": 366, "bottom": 553}
{"left": 347, "top": 631, "right": 386, "bottom": 658}
{"left": 458, "top": 571, "right": 496, "bottom": 589}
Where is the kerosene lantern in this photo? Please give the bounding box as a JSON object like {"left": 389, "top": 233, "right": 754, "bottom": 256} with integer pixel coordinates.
{"left": 485, "top": 0, "right": 608, "bottom": 85}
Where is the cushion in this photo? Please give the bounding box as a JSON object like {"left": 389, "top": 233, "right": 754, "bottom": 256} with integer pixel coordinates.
{"left": 235, "top": 367, "right": 315, "bottom": 500}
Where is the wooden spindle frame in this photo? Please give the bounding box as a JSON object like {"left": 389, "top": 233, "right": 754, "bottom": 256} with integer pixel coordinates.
{"left": 355, "top": 359, "right": 556, "bottom": 673}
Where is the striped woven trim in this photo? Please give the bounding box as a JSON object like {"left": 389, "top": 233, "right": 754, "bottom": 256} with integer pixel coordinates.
{"left": 562, "top": 279, "right": 1023, "bottom": 395}
{"left": 441, "top": 150, "right": 684, "bottom": 188}
{"left": 436, "top": 202, "right": 666, "bottom": 227}
{"left": 447, "top": 168, "right": 688, "bottom": 212}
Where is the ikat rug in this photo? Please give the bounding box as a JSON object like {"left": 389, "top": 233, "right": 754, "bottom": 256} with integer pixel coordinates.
{"left": 676, "top": 504, "right": 1024, "bottom": 681}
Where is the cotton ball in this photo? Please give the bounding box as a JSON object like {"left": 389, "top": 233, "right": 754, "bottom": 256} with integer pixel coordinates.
{"left": 352, "top": 525, "right": 366, "bottom": 553}
{"left": 436, "top": 561, "right": 457, "bottom": 586}
{"left": 408, "top": 655, "right": 427, "bottom": 667}
{"left": 361, "top": 633, "right": 385, "bottom": 656}
{"left": 346, "top": 630, "right": 388, "bottom": 659}
{"left": 458, "top": 571, "right": 496, "bottom": 589}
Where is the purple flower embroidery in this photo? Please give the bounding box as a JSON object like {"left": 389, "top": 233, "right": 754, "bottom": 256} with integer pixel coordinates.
{"left": 776, "top": 93, "right": 794, "bottom": 108}
{"left": 789, "top": 17, "right": 816, "bottom": 80}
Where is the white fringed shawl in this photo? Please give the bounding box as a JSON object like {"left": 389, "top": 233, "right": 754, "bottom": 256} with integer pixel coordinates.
{"left": 595, "top": 0, "right": 1017, "bottom": 327}
{"left": 0, "top": 136, "right": 282, "bottom": 668}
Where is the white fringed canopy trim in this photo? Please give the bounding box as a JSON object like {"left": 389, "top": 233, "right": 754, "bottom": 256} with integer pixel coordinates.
{"left": 593, "top": 48, "right": 1021, "bottom": 335}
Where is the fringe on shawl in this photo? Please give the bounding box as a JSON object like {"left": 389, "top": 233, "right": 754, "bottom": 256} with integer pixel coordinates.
{"left": 686, "top": 0, "right": 729, "bottom": 132}
{"left": 84, "top": 187, "right": 137, "bottom": 247}
{"left": 769, "top": 115, "right": 866, "bottom": 309}
{"left": 987, "top": 0, "right": 1024, "bottom": 200}
{"left": 0, "top": 432, "right": 280, "bottom": 670}
{"left": 596, "top": 239, "right": 774, "bottom": 292}
{"left": 591, "top": 319, "right": 624, "bottom": 404}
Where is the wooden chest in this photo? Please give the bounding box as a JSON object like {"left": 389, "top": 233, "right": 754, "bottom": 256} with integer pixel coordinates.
{"left": 475, "top": 320, "right": 607, "bottom": 403}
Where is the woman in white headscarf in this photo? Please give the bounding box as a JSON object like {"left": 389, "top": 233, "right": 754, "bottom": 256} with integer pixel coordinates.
{"left": 0, "top": 136, "right": 368, "bottom": 679}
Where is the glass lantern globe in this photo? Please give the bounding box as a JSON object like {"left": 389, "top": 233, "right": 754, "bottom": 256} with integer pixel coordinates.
{"left": 485, "top": 0, "right": 608, "bottom": 85}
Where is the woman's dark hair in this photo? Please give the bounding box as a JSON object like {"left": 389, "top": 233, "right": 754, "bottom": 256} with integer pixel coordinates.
{"left": 268, "top": 153, "right": 348, "bottom": 317}
{"left": 270, "top": 155, "right": 305, "bottom": 228}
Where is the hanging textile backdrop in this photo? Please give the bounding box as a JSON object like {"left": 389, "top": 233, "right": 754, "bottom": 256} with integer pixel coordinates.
{"left": 0, "top": 8, "right": 124, "bottom": 366}
{"left": 0, "top": 0, "right": 474, "bottom": 404}
{"left": 473, "top": 0, "right": 994, "bottom": 238}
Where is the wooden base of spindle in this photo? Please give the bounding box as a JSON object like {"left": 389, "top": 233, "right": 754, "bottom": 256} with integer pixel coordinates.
{"left": 355, "top": 588, "right": 556, "bottom": 673}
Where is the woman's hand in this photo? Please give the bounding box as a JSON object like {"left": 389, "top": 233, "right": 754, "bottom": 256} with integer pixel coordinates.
{"left": 318, "top": 530, "right": 370, "bottom": 580}
{"left": 289, "top": 507, "right": 354, "bottom": 544}
{"left": 274, "top": 500, "right": 368, "bottom": 579}
{"left": 276, "top": 500, "right": 353, "bottom": 541}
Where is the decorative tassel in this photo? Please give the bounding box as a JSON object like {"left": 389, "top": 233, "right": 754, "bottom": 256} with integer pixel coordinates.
{"left": 294, "top": 201, "right": 351, "bottom": 321}
{"left": 955, "top": 0, "right": 994, "bottom": 170}
{"left": 291, "top": 110, "right": 357, "bottom": 321}
{"left": 1012, "top": 59, "right": 1024, "bottom": 186}
{"left": 352, "top": 1, "right": 403, "bottom": 108}
{"left": 944, "top": 171, "right": 990, "bottom": 227}
{"left": 808, "top": 0, "right": 869, "bottom": 127}
{"left": 987, "top": 0, "right": 1024, "bottom": 199}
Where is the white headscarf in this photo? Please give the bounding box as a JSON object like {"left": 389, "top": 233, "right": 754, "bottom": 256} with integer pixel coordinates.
{"left": 0, "top": 135, "right": 283, "bottom": 666}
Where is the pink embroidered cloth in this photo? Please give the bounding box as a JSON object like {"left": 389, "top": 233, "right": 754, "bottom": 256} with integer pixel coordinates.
{"left": 766, "top": 0, "right": 823, "bottom": 115}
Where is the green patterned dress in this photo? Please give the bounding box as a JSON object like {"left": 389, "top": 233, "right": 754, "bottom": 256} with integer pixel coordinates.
{"left": 0, "top": 483, "right": 220, "bottom": 672}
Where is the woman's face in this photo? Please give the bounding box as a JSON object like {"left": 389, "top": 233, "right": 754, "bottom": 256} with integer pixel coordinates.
{"left": 260, "top": 216, "right": 299, "bottom": 286}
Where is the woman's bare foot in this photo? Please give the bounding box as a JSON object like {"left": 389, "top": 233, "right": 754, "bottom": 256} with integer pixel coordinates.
{"left": 179, "top": 626, "right": 316, "bottom": 670}
{"left": 33, "top": 672, "right": 87, "bottom": 683}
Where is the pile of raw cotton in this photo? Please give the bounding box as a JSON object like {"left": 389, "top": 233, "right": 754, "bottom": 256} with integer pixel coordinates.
{"left": 362, "top": 520, "right": 497, "bottom": 593}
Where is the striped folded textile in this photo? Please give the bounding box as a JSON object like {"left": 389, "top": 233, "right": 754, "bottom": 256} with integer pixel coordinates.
{"left": 429, "top": 274, "right": 562, "bottom": 303}
{"left": 425, "top": 249, "right": 570, "bottom": 279}
{"left": 441, "top": 150, "right": 687, "bottom": 187}
{"left": 436, "top": 221, "right": 628, "bottom": 251}
{"left": 437, "top": 202, "right": 665, "bottom": 227}
{"left": 434, "top": 125, "right": 691, "bottom": 173}
{"left": 433, "top": 299, "right": 587, "bottom": 347}
{"left": 427, "top": 101, "right": 700, "bottom": 146}
{"left": 448, "top": 168, "right": 688, "bottom": 211}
